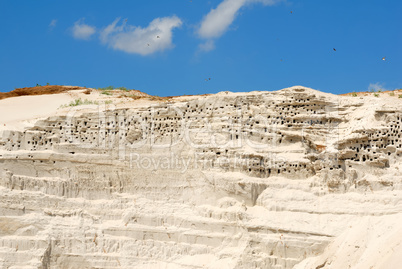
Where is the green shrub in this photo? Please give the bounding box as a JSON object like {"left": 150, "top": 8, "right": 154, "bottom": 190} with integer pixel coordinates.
{"left": 59, "top": 98, "right": 115, "bottom": 108}
{"left": 101, "top": 91, "right": 112, "bottom": 96}
{"left": 98, "top": 85, "right": 124, "bottom": 95}
{"left": 351, "top": 92, "right": 357, "bottom": 97}
{"left": 59, "top": 98, "right": 99, "bottom": 108}
{"left": 389, "top": 92, "right": 395, "bottom": 96}
{"left": 98, "top": 86, "right": 114, "bottom": 91}
{"left": 72, "top": 98, "right": 99, "bottom": 106}
{"left": 374, "top": 93, "right": 379, "bottom": 97}
{"left": 99, "top": 86, "right": 131, "bottom": 92}
{"left": 399, "top": 94, "right": 402, "bottom": 98}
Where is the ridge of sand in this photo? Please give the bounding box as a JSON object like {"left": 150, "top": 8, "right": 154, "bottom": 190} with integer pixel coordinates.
{"left": 0, "top": 85, "right": 84, "bottom": 100}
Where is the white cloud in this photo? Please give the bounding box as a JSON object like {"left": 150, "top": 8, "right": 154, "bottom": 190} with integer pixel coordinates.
{"left": 197, "top": 0, "right": 280, "bottom": 50}
{"left": 72, "top": 19, "right": 96, "bottom": 40}
{"left": 198, "top": 0, "right": 247, "bottom": 39}
{"left": 368, "top": 82, "right": 389, "bottom": 92}
{"left": 49, "top": 19, "right": 57, "bottom": 30}
{"left": 198, "top": 40, "right": 215, "bottom": 52}
{"left": 100, "top": 16, "right": 182, "bottom": 56}
{"left": 198, "top": 0, "right": 280, "bottom": 39}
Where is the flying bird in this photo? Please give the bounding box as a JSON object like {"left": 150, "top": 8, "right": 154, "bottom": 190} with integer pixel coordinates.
{"left": 333, "top": 48, "right": 336, "bottom": 51}
{"left": 147, "top": 43, "right": 150, "bottom": 47}
{"left": 157, "top": 36, "right": 160, "bottom": 38}
{"left": 290, "top": 11, "right": 293, "bottom": 14}
{"left": 382, "top": 57, "right": 386, "bottom": 61}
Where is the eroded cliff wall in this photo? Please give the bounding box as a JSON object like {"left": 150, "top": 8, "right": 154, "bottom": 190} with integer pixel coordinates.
{"left": 0, "top": 86, "right": 401, "bottom": 268}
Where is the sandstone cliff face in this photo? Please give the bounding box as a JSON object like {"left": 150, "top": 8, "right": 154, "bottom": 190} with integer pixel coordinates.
{"left": 0, "top": 86, "right": 401, "bottom": 268}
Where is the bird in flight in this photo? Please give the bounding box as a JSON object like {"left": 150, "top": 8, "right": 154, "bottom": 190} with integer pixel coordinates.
{"left": 147, "top": 43, "right": 150, "bottom": 47}
{"left": 205, "top": 78, "right": 211, "bottom": 81}
{"left": 290, "top": 11, "right": 293, "bottom": 14}
{"left": 157, "top": 36, "right": 160, "bottom": 39}
{"left": 333, "top": 48, "right": 336, "bottom": 51}
{"left": 382, "top": 57, "right": 386, "bottom": 61}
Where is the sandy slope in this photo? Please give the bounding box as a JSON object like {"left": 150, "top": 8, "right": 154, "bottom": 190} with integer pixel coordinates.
{"left": 294, "top": 213, "right": 402, "bottom": 269}
{"left": 0, "top": 87, "right": 156, "bottom": 132}
{"left": 0, "top": 93, "right": 75, "bottom": 131}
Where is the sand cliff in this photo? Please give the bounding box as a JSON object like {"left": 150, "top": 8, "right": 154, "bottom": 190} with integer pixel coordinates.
{"left": 0, "top": 86, "right": 401, "bottom": 268}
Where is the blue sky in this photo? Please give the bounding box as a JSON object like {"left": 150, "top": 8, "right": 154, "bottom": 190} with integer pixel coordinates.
{"left": 0, "top": 0, "right": 400, "bottom": 96}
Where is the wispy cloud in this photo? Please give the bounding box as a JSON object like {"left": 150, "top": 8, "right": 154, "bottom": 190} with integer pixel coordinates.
{"left": 197, "top": 0, "right": 281, "bottom": 50}
{"left": 198, "top": 0, "right": 247, "bottom": 39}
{"left": 198, "top": 40, "right": 216, "bottom": 52}
{"left": 49, "top": 19, "right": 57, "bottom": 30}
{"left": 72, "top": 19, "right": 96, "bottom": 40}
{"left": 368, "top": 82, "right": 389, "bottom": 92}
{"left": 100, "top": 16, "right": 182, "bottom": 56}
